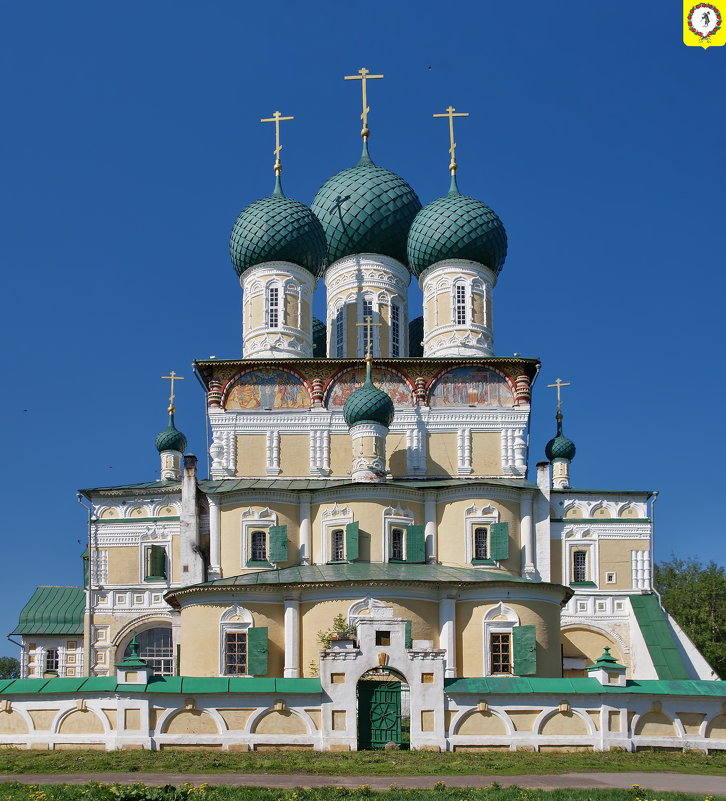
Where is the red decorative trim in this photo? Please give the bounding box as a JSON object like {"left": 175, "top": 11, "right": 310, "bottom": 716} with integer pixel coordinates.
{"left": 687, "top": 2, "right": 722, "bottom": 40}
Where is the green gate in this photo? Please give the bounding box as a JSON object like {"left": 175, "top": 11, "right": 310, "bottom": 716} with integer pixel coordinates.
{"left": 357, "top": 680, "right": 402, "bottom": 750}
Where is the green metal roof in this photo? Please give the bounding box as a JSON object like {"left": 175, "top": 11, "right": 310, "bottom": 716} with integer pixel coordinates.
{"left": 12, "top": 586, "right": 84, "bottom": 636}
{"left": 80, "top": 480, "right": 180, "bottom": 496}
{"left": 155, "top": 412, "right": 187, "bottom": 454}
{"left": 310, "top": 141, "right": 422, "bottom": 266}
{"left": 230, "top": 175, "right": 327, "bottom": 277}
{"left": 444, "top": 677, "right": 726, "bottom": 696}
{"left": 407, "top": 175, "right": 507, "bottom": 277}
{"left": 0, "top": 676, "right": 322, "bottom": 695}
{"left": 630, "top": 593, "right": 692, "bottom": 680}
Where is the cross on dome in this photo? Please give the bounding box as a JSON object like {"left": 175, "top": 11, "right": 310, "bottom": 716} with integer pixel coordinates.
{"left": 344, "top": 67, "right": 384, "bottom": 139}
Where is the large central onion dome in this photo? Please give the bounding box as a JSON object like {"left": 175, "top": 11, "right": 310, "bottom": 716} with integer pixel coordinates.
{"left": 343, "top": 363, "right": 395, "bottom": 428}
{"left": 230, "top": 176, "right": 327, "bottom": 277}
{"left": 310, "top": 142, "right": 422, "bottom": 266}
{"left": 407, "top": 174, "right": 507, "bottom": 277}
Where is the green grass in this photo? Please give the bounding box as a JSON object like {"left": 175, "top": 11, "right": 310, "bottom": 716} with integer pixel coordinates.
{"left": 0, "top": 749, "right": 725, "bottom": 777}
{"left": 0, "top": 784, "right": 723, "bottom": 801}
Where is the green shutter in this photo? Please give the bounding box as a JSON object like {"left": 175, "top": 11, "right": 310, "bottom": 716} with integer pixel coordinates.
{"left": 406, "top": 525, "right": 426, "bottom": 564}
{"left": 489, "top": 522, "right": 510, "bottom": 561}
{"left": 147, "top": 545, "right": 167, "bottom": 580}
{"left": 513, "top": 624, "right": 537, "bottom": 676}
{"left": 247, "top": 626, "right": 269, "bottom": 676}
{"left": 268, "top": 525, "right": 288, "bottom": 564}
{"left": 404, "top": 620, "right": 412, "bottom": 649}
{"left": 345, "top": 521, "right": 359, "bottom": 561}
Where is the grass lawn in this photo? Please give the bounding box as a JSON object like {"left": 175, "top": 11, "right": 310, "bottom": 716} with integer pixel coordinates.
{"left": 0, "top": 783, "right": 723, "bottom": 801}
{"left": 0, "top": 749, "right": 725, "bottom": 777}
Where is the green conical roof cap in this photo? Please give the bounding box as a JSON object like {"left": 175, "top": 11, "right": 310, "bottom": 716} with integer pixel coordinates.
{"left": 343, "top": 362, "right": 395, "bottom": 428}
{"left": 311, "top": 141, "right": 422, "bottom": 266}
{"left": 545, "top": 411, "right": 576, "bottom": 461}
{"left": 155, "top": 412, "right": 187, "bottom": 453}
{"left": 407, "top": 174, "right": 507, "bottom": 277}
{"left": 230, "top": 175, "right": 327, "bottom": 277}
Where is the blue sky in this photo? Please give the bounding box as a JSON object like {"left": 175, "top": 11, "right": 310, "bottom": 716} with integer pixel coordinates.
{"left": 1, "top": 1, "right": 724, "bottom": 657}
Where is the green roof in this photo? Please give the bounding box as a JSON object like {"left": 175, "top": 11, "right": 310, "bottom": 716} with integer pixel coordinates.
{"left": 310, "top": 141, "right": 422, "bottom": 266}
{"left": 80, "top": 480, "right": 180, "bottom": 496}
{"left": 407, "top": 175, "right": 507, "bottom": 277}
{"left": 0, "top": 676, "right": 322, "bottom": 696}
{"left": 12, "top": 587, "right": 84, "bottom": 636}
{"left": 230, "top": 175, "right": 327, "bottom": 277}
{"left": 630, "top": 593, "right": 692, "bottom": 680}
{"left": 444, "top": 677, "right": 726, "bottom": 696}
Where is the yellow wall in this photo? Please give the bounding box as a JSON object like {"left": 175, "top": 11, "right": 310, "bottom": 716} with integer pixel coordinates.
{"left": 164, "top": 710, "right": 218, "bottom": 734}
{"left": 329, "top": 434, "right": 351, "bottom": 477}
{"left": 0, "top": 710, "right": 29, "bottom": 734}
{"left": 107, "top": 547, "right": 139, "bottom": 585}
{"left": 235, "top": 434, "right": 267, "bottom": 477}
{"left": 598, "top": 540, "right": 640, "bottom": 589}
{"left": 550, "top": 539, "right": 563, "bottom": 584}
{"left": 58, "top": 710, "right": 104, "bottom": 735}
{"left": 387, "top": 431, "right": 408, "bottom": 476}
{"left": 279, "top": 434, "right": 310, "bottom": 476}
{"left": 540, "top": 711, "right": 589, "bottom": 735}
{"left": 634, "top": 712, "right": 676, "bottom": 737}
{"left": 427, "top": 433, "right": 458, "bottom": 476}
{"left": 254, "top": 710, "right": 308, "bottom": 735}
{"left": 457, "top": 710, "right": 506, "bottom": 735}
{"left": 471, "top": 433, "right": 502, "bottom": 476}
{"left": 301, "top": 599, "right": 352, "bottom": 676}
{"left": 219, "top": 501, "right": 300, "bottom": 573}
{"left": 561, "top": 627, "right": 620, "bottom": 666}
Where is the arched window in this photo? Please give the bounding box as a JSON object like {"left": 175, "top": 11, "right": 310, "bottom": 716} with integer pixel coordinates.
{"left": 266, "top": 284, "right": 281, "bottom": 329}
{"left": 124, "top": 627, "right": 174, "bottom": 676}
{"left": 391, "top": 302, "right": 401, "bottom": 357}
{"left": 250, "top": 530, "right": 268, "bottom": 563}
{"left": 573, "top": 550, "right": 588, "bottom": 583}
{"left": 473, "top": 527, "right": 488, "bottom": 560}
{"left": 454, "top": 282, "right": 467, "bottom": 326}
{"left": 331, "top": 528, "right": 345, "bottom": 561}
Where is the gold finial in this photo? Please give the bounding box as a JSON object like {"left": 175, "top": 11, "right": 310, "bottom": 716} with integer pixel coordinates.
{"left": 344, "top": 68, "right": 384, "bottom": 139}
{"left": 356, "top": 315, "right": 383, "bottom": 363}
{"left": 433, "top": 105, "right": 469, "bottom": 174}
{"left": 161, "top": 371, "right": 185, "bottom": 413}
{"left": 547, "top": 378, "right": 571, "bottom": 411}
{"left": 260, "top": 110, "right": 294, "bottom": 175}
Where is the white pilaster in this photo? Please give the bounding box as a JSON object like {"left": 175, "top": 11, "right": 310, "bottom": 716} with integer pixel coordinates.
{"left": 208, "top": 496, "right": 221, "bottom": 580}
{"left": 520, "top": 494, "right": 535, "bottom": 578}
{"left": 425, "top": 491, "right": 438, "bottom": 564}
{"left": 439, "top": 595, "right": 457, "bottom": 678}
{"left": 299, "top": 493, "right": 312, "bottom": 565}
{"left": 283, "top": 597, "right": 300, "bottom": 678}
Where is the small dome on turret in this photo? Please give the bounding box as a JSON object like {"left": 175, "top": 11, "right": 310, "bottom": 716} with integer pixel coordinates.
{"left": 343, "top": 362, "right": 395, "bottom": 428}
{"left": 311, "top": 142, "right": 422, "bottom": 267}
{"left": 407, "top": 175, "right": 507, "bottom": 277}
{"left": 545, "top": 411, "right": 576, "bottom": 462}
{"left": 155, "top": 412, "right": 187, "bottom": 454}
{"left": 230, "top": 176, "right": 328, "bottom": 277}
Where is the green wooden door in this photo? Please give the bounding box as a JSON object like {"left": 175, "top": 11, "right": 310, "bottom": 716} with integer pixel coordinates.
{"left": 357, "top": 680, "right": 402, "bottom": 750}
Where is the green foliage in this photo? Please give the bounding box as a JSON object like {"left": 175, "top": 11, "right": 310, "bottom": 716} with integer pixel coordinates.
{"left": 316, "top": 614, "right": 357, "bottom": 649}
{"left": 0, "top": 656, "right": 20, "bottom": 679}
{"left": 654, "top": 557, "right": 726, "bottom": 678}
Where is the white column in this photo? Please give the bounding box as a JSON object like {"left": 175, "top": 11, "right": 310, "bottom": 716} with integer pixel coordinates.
{"left": 299, "top": 493, "right": 312, "bottom": 565}
{"left": 521, "top": 494, "right": 535, "bottom": 578}
{"left": 283, "top": 597, "right": 300, "bottom": 678}
{"left": 424, "top": 491, "right": 438, "bottom": 564}
{"left": 208, "top": 497, "right": 222, "bottom": 580}
{"left": 439, "top": 595, "right": 457, "bottom": 678}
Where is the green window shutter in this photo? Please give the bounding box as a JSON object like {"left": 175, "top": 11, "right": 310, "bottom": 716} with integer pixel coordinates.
{"left": 247, "top": 626, "right": 269, "bottom": 676}
{"left": 513, "top": 624, "right": 537, "bottom": 676}
{"left": 404, "top": 620, "right": 412, "bottom": 649}
{"left": 406, "top": 525, "right": 426, "bottom": 564}
{"left": 147, "top": 545, "right": 167, "bottom": 579}
{"left": 268, "top": 525, "right": 288, "bottom": 564}
{"left": 345, "top": 521, "right": 359, "bottom": 561}
{"left": 489, "top": 522, "right": 510, "bottom": 561}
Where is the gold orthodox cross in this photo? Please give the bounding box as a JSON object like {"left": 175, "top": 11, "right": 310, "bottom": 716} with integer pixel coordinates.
{"left": 260, "top": 110, "right": 294, "bottom": 174}
{"left": 161, "top": 371, "right": 185, "bottom": 413}
{"left": 433, "top": 105, "right": 469, "bottom": 174}
{"left": 356, "top": 315, "right": 382, "bottom": 360}
{"left": 344, "top": 68, "right": 384, "bottom": 139}
{"left": 547, "top": 378, "right": 571, "bottom": 410}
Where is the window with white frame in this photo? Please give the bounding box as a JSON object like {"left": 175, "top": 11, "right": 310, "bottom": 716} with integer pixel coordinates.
{"left": 482, "top": 603, "right": 519, "bottom": 677}
{"left": 390, "top": 527, "right": 405, "bottom": 561}
{"left": 331, "top": 528, "right": 345, "bottom": 561}
{"left": 241, "top": 508, "right": 277, "bottom": 568}
{"left": 123, "top": 627, "right": 174, "bottom": 676}
{"left": 335, "top": 305, "right": 345, "bottom": 357}
{"left": 391, "top": 302, "right": 401, "bottom": 357}
{"left": 359, "top": 295, "right": 374, "bottom": 356}
{"left": 573, "top": 549, "right": 588, "bottom": 582}
{"left": 45, "top": 648, "right": 59, "bottom": 673}
{"left": 464, "top": 505, "right": 499, "bottom": 565}
{"left": 266, "top": 284, "right": 281, "bottom": 329}
{"left": 219, "top": 605, "right": 252, "bottom": 676}
{"left": 473, "top": 526, "right": 489, "bottom": 561}
{"left": 250, "top": 530, "right": 268, "bottom": 563}
{"left": 489, "top": 632, "right": 512, "bottom": 674}
{"left": 454, "top": 282, "right": 467, "bottom": 326}
{"left": 321, "top": 505, "right": 357, "bottom": 564}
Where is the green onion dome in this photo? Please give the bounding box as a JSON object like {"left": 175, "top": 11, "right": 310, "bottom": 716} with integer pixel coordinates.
{"left": 155, "top": 412, "right": 187, "bottom": 454}
{"left": 545, "top": 411, "right": 576, "bottom": 462}
{"left": 310, "top": 142, "right": 422, "bottom": 267}
{"left": 407, "top": 174, "right": 507, "bottom": 277}
{"left": 343, "top": 363, "right": 395, "bottom": 428}
{"left": 230, "top": 175, "right": 328, "bottom": 278}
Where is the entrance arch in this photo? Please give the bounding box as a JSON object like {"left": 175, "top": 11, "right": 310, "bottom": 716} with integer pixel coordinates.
{"left": 357, "top": 666, "right": 409, "bottom": 750}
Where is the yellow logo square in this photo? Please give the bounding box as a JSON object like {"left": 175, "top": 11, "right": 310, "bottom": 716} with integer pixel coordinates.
{"left": 684, "top": 2, "right": 725, "bottom": 47}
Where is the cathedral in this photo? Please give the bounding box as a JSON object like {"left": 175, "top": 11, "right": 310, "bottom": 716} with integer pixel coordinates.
{"left": 4, "top": 72, "right": 725, "bottom": 753}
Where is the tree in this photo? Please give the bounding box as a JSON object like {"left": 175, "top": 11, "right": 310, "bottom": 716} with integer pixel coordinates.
{"left": 0, "top": 656, "right": 20, "bottom": 679}
{"left": 654, "top": 557, "right": 726, "bottom": 679}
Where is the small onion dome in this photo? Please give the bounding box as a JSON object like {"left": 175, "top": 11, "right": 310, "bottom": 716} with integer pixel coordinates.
{"left": 343, "top": 362, "right": 395, "bottom": 428}
{"left": 407, "top": 174, "right": 507, "bottom": 277}
{"left": 545, "top": 411, "right": 576, "bottom": 462}
{"left": 230, "top": 175, "right": 327, "bottom": 278}
{"left": 155, "top": 412, "right": 187, "bottom": 454}
{"left": 312, "top": 317, "right": 327, "bottom": 357}
{"left": 310, "top": 141, "right": 422, "bottom": 267}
